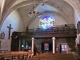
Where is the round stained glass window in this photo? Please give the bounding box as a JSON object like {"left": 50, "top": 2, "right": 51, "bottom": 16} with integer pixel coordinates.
{"left": 39, "top": 15, "right": 55, "bottom": 29}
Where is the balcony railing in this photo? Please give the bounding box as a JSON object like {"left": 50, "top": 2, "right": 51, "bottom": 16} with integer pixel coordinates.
{"left": 12, "top": 24, "right": 77, "bottom": 38}
{"left": 28, "top": 27, "right": 76, "bottom": 35}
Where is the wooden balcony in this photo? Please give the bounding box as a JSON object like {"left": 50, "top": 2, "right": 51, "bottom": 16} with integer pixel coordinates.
{"left": 29, "top": 29, "right": 77, "bottom": 38}
{"left": 12, "top": 24, "right": 77, "bottom": 38}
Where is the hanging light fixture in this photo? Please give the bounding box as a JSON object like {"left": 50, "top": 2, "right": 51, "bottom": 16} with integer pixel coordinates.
{"left": 27, "top": 0, "right": 49, "bottom": 17}
{"left": 27, "top": 8, "right": 40, "bottom": 17}
{"left": 27, "top": 0, "right": 40, "bottom": 17}
{"left": 27, "top": 10, "right": 40, "bottom": 17}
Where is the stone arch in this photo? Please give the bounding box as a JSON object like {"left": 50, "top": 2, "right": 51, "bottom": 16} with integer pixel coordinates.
{"left": 64, "top": 0, "right": 80, "bottom": 16}
{"left": 0, "top": 0, "right": 17, "bottom": 28}
{"left": 27, "top": 12, "right": 69, "bottom": 27}
{"left": 0, "top": 0, "right": 41, "bottom": 28}
{"left": 0, "top": 0, "right": 6, "bottom": 16}
{"left": 0, "top": 0, "right": 80, "bottom": 28}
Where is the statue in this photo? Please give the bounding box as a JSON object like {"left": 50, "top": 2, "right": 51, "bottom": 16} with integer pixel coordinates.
{"left": 0, "top": 32, "right": 5, "bottom": 39}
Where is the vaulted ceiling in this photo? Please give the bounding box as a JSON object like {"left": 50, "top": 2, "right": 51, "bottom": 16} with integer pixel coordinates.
{"left": 0, "top": 0, "right": 80, "bottom": 28}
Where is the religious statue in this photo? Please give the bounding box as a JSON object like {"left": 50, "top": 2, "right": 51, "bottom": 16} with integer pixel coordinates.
{"left": 7, "top": 24, "right": 13, "bottom": 39}
{"left": 0, "top": 32, "right": 5, "bottom": 39}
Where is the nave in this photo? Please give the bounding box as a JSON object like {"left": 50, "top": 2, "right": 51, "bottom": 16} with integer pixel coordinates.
{"left": 0, "top": 0, "right": 80, "bottom": 60}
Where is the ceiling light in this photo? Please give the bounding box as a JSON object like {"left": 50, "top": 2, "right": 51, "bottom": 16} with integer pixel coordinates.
{"left": 27, "top": 10, "right": 40, "bottom": 17}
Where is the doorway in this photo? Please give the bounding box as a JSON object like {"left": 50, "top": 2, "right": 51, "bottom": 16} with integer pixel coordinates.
{"left": 60, "top": 43, "right": 68, "bottom": 53}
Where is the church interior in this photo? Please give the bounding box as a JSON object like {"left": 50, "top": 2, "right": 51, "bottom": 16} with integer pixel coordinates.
{"left": 0, "top": 0, "right": 80, "bottom": 60}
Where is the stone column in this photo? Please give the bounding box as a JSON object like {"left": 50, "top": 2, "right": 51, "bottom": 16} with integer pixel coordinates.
{"left": 31, "top": 37, "right": 34, "bottom": 55}
{"left": 52, "top": 37, "right": 55, "bottom": 53}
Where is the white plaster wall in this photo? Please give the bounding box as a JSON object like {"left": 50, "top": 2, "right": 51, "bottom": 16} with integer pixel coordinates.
{"left": 54, "top": 14, "right": 68, "bottom": 25}
{"left": 0, "top": 10, "right": 25, "bottom": 51}
{"left": 29, "top": 13, "right": 68, "bottom": 29}
{"left": 29, "top": 16, "right": 40, "bottom": 29}
{"left": 74, "top": 10, "right": 80, "bottom": 28}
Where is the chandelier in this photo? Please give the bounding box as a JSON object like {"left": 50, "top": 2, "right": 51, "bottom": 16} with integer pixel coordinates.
{"left": 27, "top": 0, "right": 41, "bottom": 17}
{"left": 27, "top": 0, "right": 48, "bottom": 17}
{"left": 27, "top": 10, "right": 40, "bottom": 17}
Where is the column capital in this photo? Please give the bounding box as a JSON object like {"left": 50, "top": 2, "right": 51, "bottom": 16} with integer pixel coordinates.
{"left": 52, "top": 37, "right": 55, "bottom": 40}
{"left": 31, "top": 37, "right": 34, "bottom": 40}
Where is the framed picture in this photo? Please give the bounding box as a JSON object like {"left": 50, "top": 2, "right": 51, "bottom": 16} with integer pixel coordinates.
{"left": 44, "top": 43, "right": 49, "bottom": 50}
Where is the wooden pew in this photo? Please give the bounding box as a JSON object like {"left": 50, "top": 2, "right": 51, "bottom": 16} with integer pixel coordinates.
{"left": 0, "top": 51, "right": 28, "bottom": 60}
{"left": 31, "top": 53, "right": 76, "bottom": 60}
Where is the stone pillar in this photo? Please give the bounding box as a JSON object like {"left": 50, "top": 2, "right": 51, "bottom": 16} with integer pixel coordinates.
{"left": 52, "top": 37, "right": 55, "bottom": 53}
{"left": 31, "top": 37, "right": 34, "bottom": 55}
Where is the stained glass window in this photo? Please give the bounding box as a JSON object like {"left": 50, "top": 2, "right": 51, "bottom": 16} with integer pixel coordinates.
{"left": 39, "top": 15, "right": 55, "bottom": 29}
